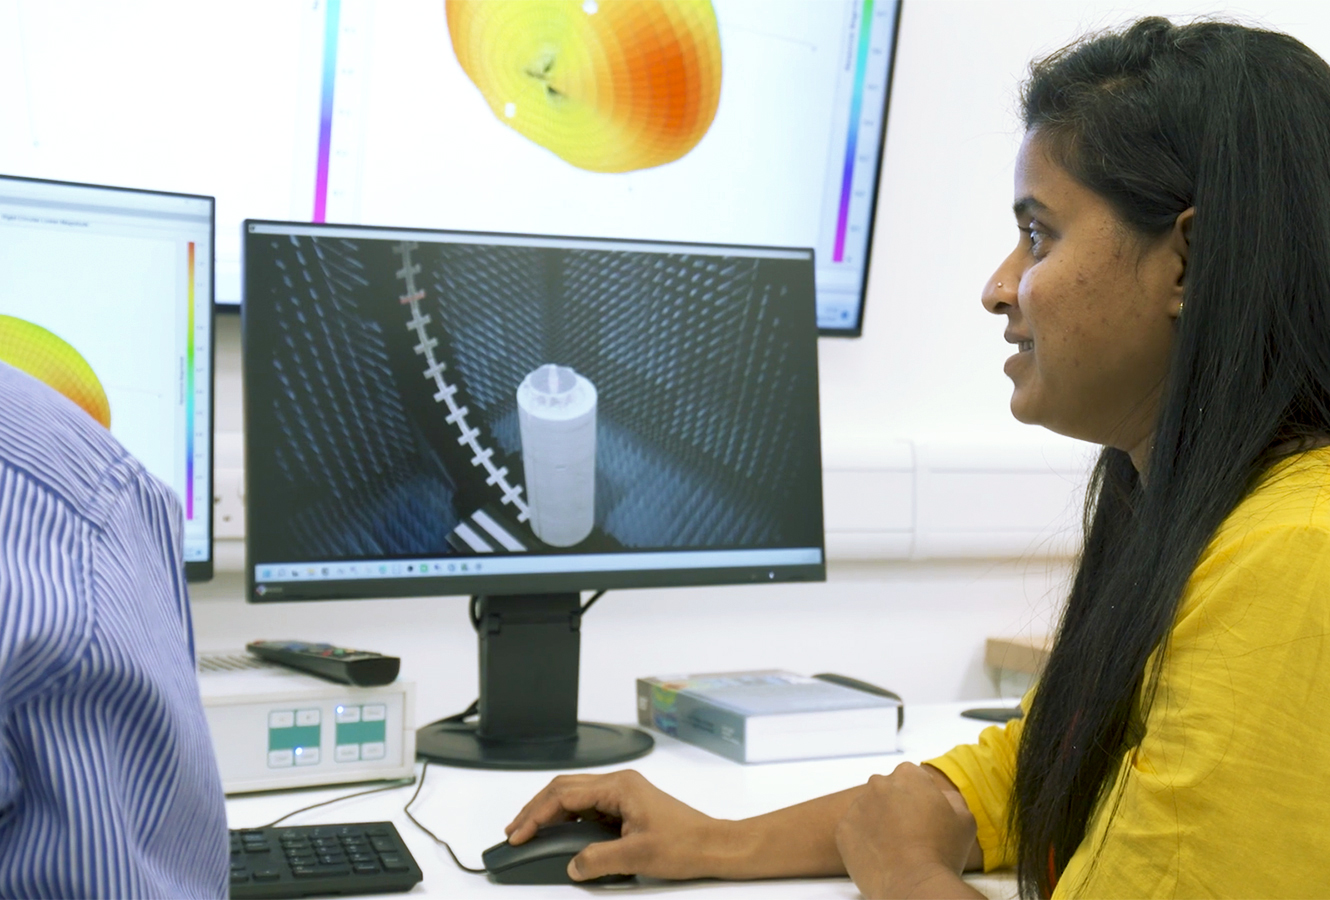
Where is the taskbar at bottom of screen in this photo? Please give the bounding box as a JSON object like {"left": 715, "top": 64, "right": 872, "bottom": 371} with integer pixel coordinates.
{"left": 248, "top": 548, "right": 827, "bottom": 601}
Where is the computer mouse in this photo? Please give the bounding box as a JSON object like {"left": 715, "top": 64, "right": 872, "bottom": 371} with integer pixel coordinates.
{"left": 482, "top": 819, "right": 633, "bottom": 885}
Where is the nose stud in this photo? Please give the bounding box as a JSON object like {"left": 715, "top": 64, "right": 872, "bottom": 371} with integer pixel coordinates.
{"left": 996, "top": 282, "right": 1003, "bottom": 288}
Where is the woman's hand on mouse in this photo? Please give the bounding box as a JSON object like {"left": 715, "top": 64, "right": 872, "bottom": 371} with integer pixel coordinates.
{"left": 505, "top": 770, "right": 732, "bottom": 881}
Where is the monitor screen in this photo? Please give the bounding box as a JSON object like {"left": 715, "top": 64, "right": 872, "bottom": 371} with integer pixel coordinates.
{"left": 0, "top": 174, "right": 215, "bottom": 580}
{"left": 243, "top": 220, "right": 825, "bottom": 603}
{"left": 0, "top": 0, "right": 901, "bottom": 334}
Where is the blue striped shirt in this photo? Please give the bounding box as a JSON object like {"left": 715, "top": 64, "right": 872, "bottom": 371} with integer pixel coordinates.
{"left": 0, "top": 362, "right": 227, "bottom": 898}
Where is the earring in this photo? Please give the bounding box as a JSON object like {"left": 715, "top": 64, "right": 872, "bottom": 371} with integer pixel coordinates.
{"left": 996, "top": 282, "right": 1003, "bottom": 288}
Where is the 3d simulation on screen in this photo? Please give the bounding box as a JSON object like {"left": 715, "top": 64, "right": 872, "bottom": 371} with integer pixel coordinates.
{"left": 445, "top": 0, "right": 723, "bottom": 172}
{"left": 245, "top": 233, "right": 820, "bottom": 567}
{"left": 517, "top": 363, "right": 599, "bottom": 547}
{"left": 0, "top": 315, "right": 110, "bottom": 428}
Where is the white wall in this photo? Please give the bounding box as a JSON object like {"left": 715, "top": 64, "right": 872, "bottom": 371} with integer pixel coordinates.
{"left": 195, "top": 0, "right": 1330, "bottom": 722}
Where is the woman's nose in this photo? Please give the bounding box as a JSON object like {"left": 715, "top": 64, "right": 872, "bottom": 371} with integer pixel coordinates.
{"left": 982, "top": 270, "right": 1018, "bottom": 315}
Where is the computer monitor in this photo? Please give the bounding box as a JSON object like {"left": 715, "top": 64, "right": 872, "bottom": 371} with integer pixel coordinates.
{"left": 0, "top": 174, "right": 215, "bottom": 581}
{"left": 2, "top": 1, "right": 900, "bottom": 330}
{"left": 242, "top": 220, "right": 825, "bottom": 768}
{"left": 295, "top": 0, "right": 903, "bottom": 336}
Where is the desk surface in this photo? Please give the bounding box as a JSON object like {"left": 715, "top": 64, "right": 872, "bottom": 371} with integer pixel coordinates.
{"left": 225, "top": 701, "right": 1020, "bottom": 899}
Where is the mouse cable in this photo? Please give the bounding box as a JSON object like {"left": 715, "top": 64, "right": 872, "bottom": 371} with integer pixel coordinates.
{"left": 250, "top": 776, "right": 417, "bottom": 829}
{"left": 403, "top": 760, "right": 487, "bottom": 874}
{"left": 437, "top": 590, "right": 609, "bottom": 728}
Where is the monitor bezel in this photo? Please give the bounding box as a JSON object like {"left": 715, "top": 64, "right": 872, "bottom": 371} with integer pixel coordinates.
{"left": 0, "top": 172, "right": 216, "bottom": 582}
{"left": 823, "top": 0, "right": 905, "bottom": 339}
{"left": 241, "top": 217, "right": 827, "bottom": 604}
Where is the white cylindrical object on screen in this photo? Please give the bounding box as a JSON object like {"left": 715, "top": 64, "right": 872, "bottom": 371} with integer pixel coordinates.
{"left": 517, "top": 364, "right": 597, "bottom": 547}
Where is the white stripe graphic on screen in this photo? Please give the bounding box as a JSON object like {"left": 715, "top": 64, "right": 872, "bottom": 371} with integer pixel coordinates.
{"left": 453, "top": 521, "right": 494, "bottom": 553}
{"left": 394, "top": 241, "right": 530, "bottom": 522}
{"left": 471, "top": 509, "right": 527, "bottom": 552}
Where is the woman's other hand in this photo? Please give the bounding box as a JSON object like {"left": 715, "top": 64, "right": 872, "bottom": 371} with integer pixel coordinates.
{"left": 835, "top": 763, "right": 983, "bottom": 899}
{"left": 504, "top": 770, "right": 730, "bottom": 882}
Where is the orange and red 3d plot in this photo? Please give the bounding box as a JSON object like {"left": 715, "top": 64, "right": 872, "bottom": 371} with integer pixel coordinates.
{"left": 446, "top": 0, "right": 722, "bottom": 173}
{"left": 0, "top": 315, "right": 111, "bottom": 428}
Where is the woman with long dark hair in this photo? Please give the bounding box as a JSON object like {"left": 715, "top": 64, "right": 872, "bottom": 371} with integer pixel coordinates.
{"left": 503, "top": 18, "right": 1330, "bottom": 898}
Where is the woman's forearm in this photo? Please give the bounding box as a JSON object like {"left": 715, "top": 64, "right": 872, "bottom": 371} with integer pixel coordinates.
{"left": 704, "top": 785, "right": 867, "bottom": 880}
{"left": 701, "top": 767, "right": 983, "bottom": 882}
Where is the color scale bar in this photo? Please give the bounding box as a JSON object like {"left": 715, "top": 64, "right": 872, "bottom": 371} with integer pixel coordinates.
{"left": 186, "top": 241, "right": 195, "bottom": 520}
{"left": 833, "top": 0, "right": 874, "bottom": 263}
{"left": 313, "top": 0, "right": 341, "bottom": 222}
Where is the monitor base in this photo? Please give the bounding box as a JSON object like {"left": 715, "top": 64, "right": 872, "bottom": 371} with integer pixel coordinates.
{"left": 416, "top": 720, "right": 654, "bottom": 770}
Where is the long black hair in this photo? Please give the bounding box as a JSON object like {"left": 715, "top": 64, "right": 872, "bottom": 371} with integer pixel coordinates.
{"left": 1010, "top": 18, "right": 1330, "bottom": 898}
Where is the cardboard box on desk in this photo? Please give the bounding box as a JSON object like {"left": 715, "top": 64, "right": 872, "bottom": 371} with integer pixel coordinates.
{"left": 637, "top": 670, "right": 900, "bottom": 764}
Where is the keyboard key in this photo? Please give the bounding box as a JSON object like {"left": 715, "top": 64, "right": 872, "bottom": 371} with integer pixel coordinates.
{"left": 291, "top": 866, "right": 321, "bottom": 878}
{"left": 354, "top": 864, "right": 381, "bottom": 875}
{"left": 370, "top": 837, "right": 396, "bottom": 852}
{"left": 252, "top": 870, "right": 281, "bottom": 882}
{"left": 229, "top": 873, "right": 250, "bottom": 884}
{"left": 287, "top": 855, "right": 316, "bottom": 867}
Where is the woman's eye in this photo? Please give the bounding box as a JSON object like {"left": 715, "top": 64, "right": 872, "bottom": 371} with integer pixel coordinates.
{"left": 1022, "top": 225, "right": 1047, "bottom": 258}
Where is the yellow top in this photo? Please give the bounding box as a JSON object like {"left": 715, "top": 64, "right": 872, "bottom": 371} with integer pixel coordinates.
{"left": 929, "top": 447, "right": 1330, "bottom": 898}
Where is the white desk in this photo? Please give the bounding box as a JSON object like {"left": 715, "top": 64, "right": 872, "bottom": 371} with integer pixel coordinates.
{"left": 225, "top": 701, "right": 1020, "bottom": 899}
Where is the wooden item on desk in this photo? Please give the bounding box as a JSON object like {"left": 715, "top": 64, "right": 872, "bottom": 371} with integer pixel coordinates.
{"left": 985, "top": 635, "right": 1052, "bottom": 676}
{"left": 961, "top": 635, "right": 1052, "bottom": 723}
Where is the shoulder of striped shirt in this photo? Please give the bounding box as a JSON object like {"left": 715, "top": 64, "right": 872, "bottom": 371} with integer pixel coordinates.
{"left": 0, "top": 367, "right": 144, "bottom": 530}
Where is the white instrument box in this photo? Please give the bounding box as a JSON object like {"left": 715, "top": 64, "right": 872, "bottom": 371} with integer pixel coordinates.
{"left": 199, "top": 652, "right": 416, "bottom": 794}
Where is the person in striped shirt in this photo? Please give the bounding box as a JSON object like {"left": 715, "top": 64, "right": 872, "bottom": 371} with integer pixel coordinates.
{"left": 0, "top": 359, "right": 227, "bottom": 897}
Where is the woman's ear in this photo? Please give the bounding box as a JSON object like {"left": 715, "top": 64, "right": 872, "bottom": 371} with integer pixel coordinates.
{"left": 1169, "top": 207, "right": 1194, "bottom": 318}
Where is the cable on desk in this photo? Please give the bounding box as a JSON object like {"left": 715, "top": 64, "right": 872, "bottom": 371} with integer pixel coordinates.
{"left": 252, "top": 777, "right": 416, "bottom": 829}
{"left": 437, "top": 699, "right": 478, "bottom": 724}
{"left": 403, "top": 761, "right": 487, "bottom": 875}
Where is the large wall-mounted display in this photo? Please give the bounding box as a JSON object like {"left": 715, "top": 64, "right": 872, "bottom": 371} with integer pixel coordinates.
{"left": 0, "top": 0, "right": 900, "bottom": 335}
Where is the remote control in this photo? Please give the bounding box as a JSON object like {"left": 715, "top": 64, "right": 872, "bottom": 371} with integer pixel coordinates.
{"left": 247, "top": 641, "right": 400, "bottom": 687}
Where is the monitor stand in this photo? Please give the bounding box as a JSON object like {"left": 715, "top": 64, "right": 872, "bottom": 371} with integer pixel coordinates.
{"left": 415, "top": 592, "right": 654, "bottom": 770}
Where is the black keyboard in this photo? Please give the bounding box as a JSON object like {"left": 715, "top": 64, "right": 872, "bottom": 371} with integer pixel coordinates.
{"left": 229, "top": 822, "right": 423, "bottom": 898}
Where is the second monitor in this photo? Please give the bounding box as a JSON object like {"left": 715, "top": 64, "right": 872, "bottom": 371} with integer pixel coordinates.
{"left": 242, "top": 221, "right": 825, "bottom": 767}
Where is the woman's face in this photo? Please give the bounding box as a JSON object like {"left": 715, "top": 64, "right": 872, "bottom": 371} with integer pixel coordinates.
{"left": 982, "top": 132, "right": 1188, "bottom": 466}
